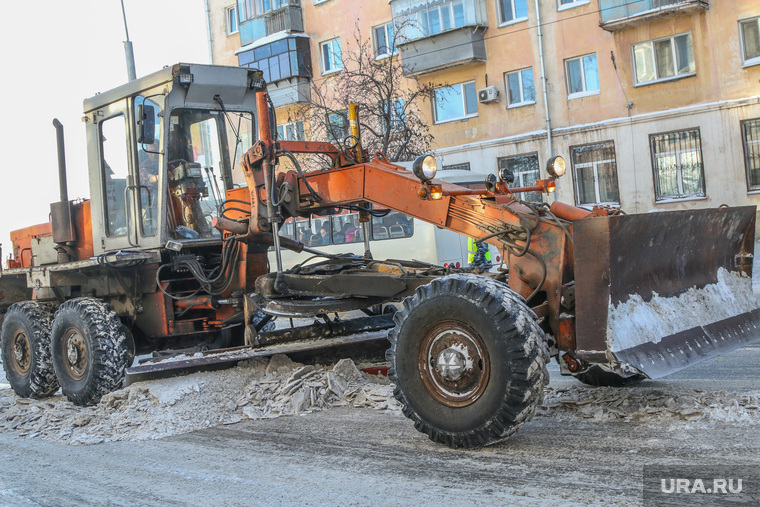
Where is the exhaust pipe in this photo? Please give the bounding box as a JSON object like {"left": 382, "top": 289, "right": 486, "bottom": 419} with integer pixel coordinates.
{"left": 50, "top": 119, "right": 76, "bottom": 255}
{"left": 52, "top": 118, "right": 68, "bottom": 203}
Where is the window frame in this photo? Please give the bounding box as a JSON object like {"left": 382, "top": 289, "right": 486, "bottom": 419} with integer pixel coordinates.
{"left": 442, "top": 162, "right": 471, "bottom": 171}
{"left": 557, "top": 0, "right": 589, "bottom": 11}
{"left": 498, "top": 153, "right": 542, "bottom": 203}
{"left": 497, "top": 0, "right": 529, "bottom": 27}
{"left": 739, "top": 17, "right": 760, "bottom": 67}
{"left": 649, "top": 127, "right": 706, "bottom": 202}
{"left": 433, "top": 81, "right": 478, "bottom": 124}
{"left": 504, "top": 67, "right": 536, "bottom": 108}
{"left": 225, "top": 5, "right": 239, "bottom": 35}
{"left": 564, "top": 53, "right": 599, "bottom": 99}
{"left": 569, "top": 140, "right": 620, "bottom": 206}
{"left": 632, "top": 32, "right": 696, "bottom": 86}
{"left": 373, "top": 22, "right": 397, "bottom": 60}
{"left": 742, "top": 118, "right": 760, "bottom": 192}
{"left": 320, "top": 37, "right": 343, "bottom": 75}
{"left": 276, "top": 120, "right": 305, "bottom": 141}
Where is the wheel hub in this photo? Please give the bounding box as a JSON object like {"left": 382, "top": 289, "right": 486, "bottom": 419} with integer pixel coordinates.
{"left": 11, "top": 332, "right": 31, "bottom": 375}
{"left": 419, "top": 322, "right": 490, "bottom": 408}
{"left": 62, "top": 328, "right": 88, "bottom": 381}
{"left": 435, "top": 344, "right": 472, "bottom": 381}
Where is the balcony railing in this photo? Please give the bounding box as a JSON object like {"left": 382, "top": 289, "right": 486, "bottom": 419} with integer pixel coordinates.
{"left": 391, "top": 0, "right": 488, "bottom": 43}
{"left": 265, "top": 5, "right": 304, "bottom": 34}
{"left": 599, "top": 0, "right": 709, "bottom": 31}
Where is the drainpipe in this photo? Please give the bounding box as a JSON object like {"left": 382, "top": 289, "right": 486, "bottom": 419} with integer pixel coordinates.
{"left": 205, "top": 0, "right": 215, "bottom": 64}
{"left": 534, "top": 0, "right": 553, "bottom": 164}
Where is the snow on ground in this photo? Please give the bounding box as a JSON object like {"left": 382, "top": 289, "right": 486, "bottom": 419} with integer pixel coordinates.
{"left": 539, "top": 386, "right": 760, "bottom": 425}
{"left": 0, "top": 356, "right": 401, "bottom": 445}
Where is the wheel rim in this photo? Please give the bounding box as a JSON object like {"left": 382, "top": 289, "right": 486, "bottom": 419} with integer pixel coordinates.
{"left": 418, "top": 321, "right": 490, "bottom": 408}
{"left": 10, "top": 330, "right": 32, "bottom": 376}
{"left": 62, "top": 327, "right": 88, "bottom": 381}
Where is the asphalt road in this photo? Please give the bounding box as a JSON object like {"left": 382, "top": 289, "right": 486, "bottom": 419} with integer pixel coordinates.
{"left": 1, "top": 346, "right": 759, "bottom": 506}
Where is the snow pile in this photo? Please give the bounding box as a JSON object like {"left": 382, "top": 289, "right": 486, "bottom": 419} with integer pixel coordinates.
{"left": 607, "top": 268, "right": 759, "bottom": 352}
{"left": 0, "top": 355, "right": 400, "bottom": 445}
{"left": 538, "top": 386, "right": 760, "bottom": 424}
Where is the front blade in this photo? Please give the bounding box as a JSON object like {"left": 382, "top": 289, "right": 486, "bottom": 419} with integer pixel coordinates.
{"left": 574, "top": 206, "right": 757, "bottom": 377}
{"left": 615, "top": 308, "right": 760, "bottom": 379}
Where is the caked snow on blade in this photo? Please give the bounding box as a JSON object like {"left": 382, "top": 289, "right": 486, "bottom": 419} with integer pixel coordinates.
{"left": 573, "top": 206, "right": 758, "bottom": 379}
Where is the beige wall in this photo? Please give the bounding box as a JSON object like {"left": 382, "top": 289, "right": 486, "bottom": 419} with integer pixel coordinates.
{"left": 206, "top": 0, "right": 760, "bottom": 223}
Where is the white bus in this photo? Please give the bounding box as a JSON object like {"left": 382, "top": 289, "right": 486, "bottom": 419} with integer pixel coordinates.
{"left": 269, "top": 169, "right": 501, "bottom": 270}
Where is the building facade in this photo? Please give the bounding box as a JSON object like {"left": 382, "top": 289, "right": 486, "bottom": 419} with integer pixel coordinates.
{"left": 207, "top": 0, "right": 760, "bottom": 224}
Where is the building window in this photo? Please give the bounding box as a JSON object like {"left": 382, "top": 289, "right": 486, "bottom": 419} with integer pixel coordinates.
{"left": 433, "top": 82, "right": 478, "bottom": 123}
{"left": 742, "top": 118, "right": 760, "bottom": 191}
{"left": 498, "top": 153, "right": 541, "bottom": 203}
{"left": 565, "top": 54, "right": 599, "bottom": 98}
{"left": 320, "top": 38, "right": 343, "bottom": 74}
{"left": 277, "top": 120, "right": 305, "bottom": 141}
{"left": 740, "top": 17, "right": 760, "bottom": 66}
{"left": 497, "top": 0, "right": 528, "bottom": 25}
{"left": 442, "top": 162, "right": 471, "bottom": 171}
{"left": 237, "top": 36, "right": 312, "bottom": 83}
{"left": 558, "top": 0, "right": 589, "bottom": 10}
{"left": 226, "top": 5, "right": 238, "bottom": 35}
{"left": 374, "top": 22, "right": 397, "bottom": 59}
{"left": 650, "top": 128, "right": 705, "bottom": 201}
{"left": 505, "top": 68, "right": 535, "bottom": 107}
{"left": 632, "top": 33, "right": 695, "bottom": 85}
{"left": 570, "top": 142, "right": 620, "bottom": 205}
{"left": 327, "top": 111, "right": 348, "bottom": 142}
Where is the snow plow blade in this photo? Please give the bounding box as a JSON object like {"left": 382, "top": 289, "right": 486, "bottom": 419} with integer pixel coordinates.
{"left": 573, "top": 206, "right": 757, "bottom": 379}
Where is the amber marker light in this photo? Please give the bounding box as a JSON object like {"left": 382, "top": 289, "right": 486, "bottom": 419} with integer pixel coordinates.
{"left": 429, "top": 184, "right": 444, "bottom": 200}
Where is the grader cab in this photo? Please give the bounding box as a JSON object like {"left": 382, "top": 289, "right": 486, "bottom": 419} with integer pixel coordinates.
{"left": 0, "top": 63, "right": 758, "bottom": 448}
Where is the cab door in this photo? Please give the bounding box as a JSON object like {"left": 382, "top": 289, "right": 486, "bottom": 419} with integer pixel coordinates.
{"left": 95, "top": 99, "right": 139, "bottom": 253}
{"left": 91, "top": 97, "right": 163, "bottom": 253}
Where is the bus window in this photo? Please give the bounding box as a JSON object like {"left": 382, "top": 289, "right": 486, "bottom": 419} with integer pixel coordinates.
{"left": 296, "top": 217, "right": 330, "bottom": 246}
{"left": 373, "top": 211, "right": 413, "bottom": 240}
{"left": 332, "top": 213, "right": 362, "bottom": 244}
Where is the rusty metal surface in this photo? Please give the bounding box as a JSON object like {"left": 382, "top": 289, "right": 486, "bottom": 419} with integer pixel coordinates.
{"left": 615, "top": 308, "right": 760, "bottom": 379}
{"left": 124, "top": 329, "right": 390, "bottom": 385}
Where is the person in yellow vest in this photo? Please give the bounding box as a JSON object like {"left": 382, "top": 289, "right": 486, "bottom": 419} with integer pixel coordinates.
{"left": 468, "top": 237, "right": 492, "bottom": 268}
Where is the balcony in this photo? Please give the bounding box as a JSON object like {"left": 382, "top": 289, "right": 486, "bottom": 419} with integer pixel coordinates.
{"left": 238, "top": 2, "right": 304, "bottom": 46}
{"left": 265, "top": 6, "right": 304, "bottom": 34}
{"left": 391, "top": 0, "right": 488, "bottom": 76}
{"left": 237, "top": 34, "right": 312, "bottom": 106}
{"left": 599, "top": 0, "right": 709, "bottom": 32}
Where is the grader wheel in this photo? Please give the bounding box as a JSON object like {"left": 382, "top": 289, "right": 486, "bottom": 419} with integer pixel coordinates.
{"left": 387, "top": 274, "right": 548, "bottom": 449}
{"left": 50, "top": 298, "right": 130, "bottom": 406}
{"left": 0, "top": 302, "right": 59, "bottom": 399}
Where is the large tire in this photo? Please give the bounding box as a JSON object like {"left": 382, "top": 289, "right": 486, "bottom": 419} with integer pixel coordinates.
{"left": 387, "top": 274, "right": 548, "bottom": 449}
{"left": 50, "top": 298, "right": 129, "bottom": 406}
{"left": 572, "top": 365, "right": 645, "bottom": 387}
{"left": 0, "top": 301, "right": 59, "bottom": 398}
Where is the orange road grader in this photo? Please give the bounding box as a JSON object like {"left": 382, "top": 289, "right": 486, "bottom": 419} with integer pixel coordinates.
{"left": 0, "top": 63, "right": 757, "bottom": 448}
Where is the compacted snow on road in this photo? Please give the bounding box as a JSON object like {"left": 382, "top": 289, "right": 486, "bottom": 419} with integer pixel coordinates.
{"left": 1, "top": 352, "right": 759, "bottom": 446}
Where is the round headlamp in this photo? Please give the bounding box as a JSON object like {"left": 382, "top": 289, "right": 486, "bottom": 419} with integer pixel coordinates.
{"left": 413, "top": 154, "right": 438, "bottom": 182}
{"left": 546, "top": 155, "right": 566, "bottom": 178}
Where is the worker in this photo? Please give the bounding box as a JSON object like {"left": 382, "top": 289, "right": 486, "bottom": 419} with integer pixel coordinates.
{"left": 468, "top": 237, "right": 492, "bottom": 268}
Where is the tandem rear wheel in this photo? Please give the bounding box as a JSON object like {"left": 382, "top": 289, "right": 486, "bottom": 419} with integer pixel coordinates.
{"left": 50, "top": 298, "right": 130, "bottom": 406}
{"left": 387, "top": 274, "right": 548, "bottom": 449}
{"left": 0, "top": 301, "right": 59, "bottom": 399}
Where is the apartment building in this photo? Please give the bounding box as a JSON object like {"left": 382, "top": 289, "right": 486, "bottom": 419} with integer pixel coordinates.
{"left": 207, "top": 0, "right": 760, "bottom": 223}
